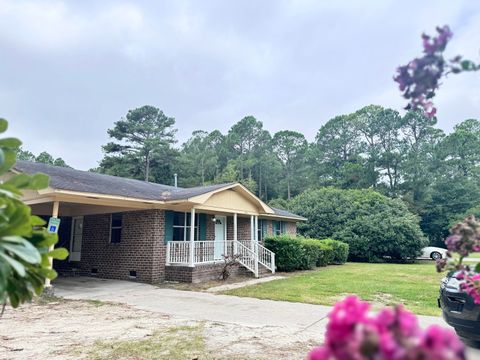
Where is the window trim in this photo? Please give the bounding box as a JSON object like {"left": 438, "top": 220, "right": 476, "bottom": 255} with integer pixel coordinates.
{"left": 172, "top": 212, "right": 200, "bottom": 241}
{"left": 109, "top": 213, "right": 123, "bottom": 244}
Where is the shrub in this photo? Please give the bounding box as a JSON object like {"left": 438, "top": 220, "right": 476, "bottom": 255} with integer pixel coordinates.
{"left": 321, "top": 238, "right": 349, "bottom": 264}
{"left": 264, "top": 235, "right": 344, "bottom": 271}
{"left": 289, "top": 187, "right": 427, "bottom": 262}
{"left": 264, "top": 235, "right": 305, "bottom": 272}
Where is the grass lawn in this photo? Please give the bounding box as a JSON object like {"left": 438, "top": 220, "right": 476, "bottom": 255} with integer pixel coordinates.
{"left": 223, "top": 262, "right": 444, "bottom": 316}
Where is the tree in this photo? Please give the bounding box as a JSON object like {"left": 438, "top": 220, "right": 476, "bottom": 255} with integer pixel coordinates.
{"left": 179, "top": 130, "right": 222, "bottom": 187}
{"left": 226, "top": 116, "right": 268, "bottom": 181}
{"left": 437, "top": 119, "right": 480, "bottom": 178}
{"left": 0, "top": 118, "right": 68, "bottom": 310}
{"left": 401, "top": 111, "right": 444, "bottom": 206}
{"left": 289, "top": 187, "right": 427, "bottom": 261}
{"left": 17, "top": 148, "right": 35, "bottom": 161}
{"left": 272, "top": 130, "right": 308, "bottom": 200}
{"left": 313, "top": 114, "right": 365, "bottom": 188}
{"left": 100, "top": 105, "right": 177, "bottom": 182}
{"left": 17, "top": 149, "right": 70, "bottom": 168}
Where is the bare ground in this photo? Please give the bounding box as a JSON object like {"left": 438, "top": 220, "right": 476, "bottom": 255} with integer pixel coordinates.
{"left": 0, "top": 299, "right": 316, "bottom": 360}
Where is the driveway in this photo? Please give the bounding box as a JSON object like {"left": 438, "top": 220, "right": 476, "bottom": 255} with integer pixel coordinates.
{"left": 55, "top": 276, "right": 447, "bottom": 336}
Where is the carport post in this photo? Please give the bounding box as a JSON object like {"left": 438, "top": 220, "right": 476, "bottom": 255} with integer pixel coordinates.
{"left": 189, "top": 208, "right": 195, "bottom": 267}
{"left": 45, "top": 201, "right": 59, "bottom": 287}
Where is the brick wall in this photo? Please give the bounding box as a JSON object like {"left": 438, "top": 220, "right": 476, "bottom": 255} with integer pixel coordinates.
{"left": 285, "top": 221, "right": 297, "bottom": 236}
{"left": 165, "top": 263, "right": 250, "bottom": 283}
{"left": 80, "top": 209, "right": 165, "bottom": 283}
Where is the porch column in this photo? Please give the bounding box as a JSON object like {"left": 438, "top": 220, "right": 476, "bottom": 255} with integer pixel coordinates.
{"left": 45, "top": 201, "right": 59, "bottom": 287}
{"left": 250, "top": 215, "right": 254, "bottom": 250}
{"left": 233, "top": 213, "right": 238, "bottom": 253}
{"left": 254, "top": 215, "right": 259, "bottom": 277}
{"left": 189, "top": 208, "right": 195, "bottom": 267}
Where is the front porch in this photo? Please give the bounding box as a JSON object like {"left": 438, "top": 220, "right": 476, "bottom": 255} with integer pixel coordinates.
{"left": 164, "top": 208, "right": 275, "bottom": 279}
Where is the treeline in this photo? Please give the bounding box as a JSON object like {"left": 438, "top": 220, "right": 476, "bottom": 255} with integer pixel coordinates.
{"left": 20, "top": 104, "right": 480, "bottom": 245}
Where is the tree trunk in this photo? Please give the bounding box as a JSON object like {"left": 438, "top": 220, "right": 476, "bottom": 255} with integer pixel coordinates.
{"left": 145, "top": 153, "right": 150, "bottom": 182}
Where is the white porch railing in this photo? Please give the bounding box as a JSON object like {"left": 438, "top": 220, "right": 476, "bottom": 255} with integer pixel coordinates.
{"left": 258, "top": 243, "right": 275, "bottom": 274}
{"left": 166, "top": 240, "right": 275, "bottom": 277}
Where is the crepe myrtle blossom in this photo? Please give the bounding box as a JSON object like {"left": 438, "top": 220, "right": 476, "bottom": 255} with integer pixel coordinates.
{"left": 308, "top": 296, "right": 465, "bottom": 360}
{"left": 436, "top": 215, "right": 480, "bottom": 304}
{"left": 394, "top": 25, "right": 479, "bottom": 118}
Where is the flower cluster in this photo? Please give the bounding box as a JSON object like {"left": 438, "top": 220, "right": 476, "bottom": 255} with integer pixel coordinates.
{"left": 458, "top": 272, "right": 480, "bottom": 305}
{"left": 394, "top": 25, "right": 478, "bottom": 118}
{"left": 436, "top": 215, "right": 480, "bottom": 303}
{"left": 309, "top": 296, "right": 465, "bottom": 360}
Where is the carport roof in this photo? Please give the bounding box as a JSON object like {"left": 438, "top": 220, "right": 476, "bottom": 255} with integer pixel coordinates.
{"left": 14, "top": 160, "right": 233, "bottom": 201}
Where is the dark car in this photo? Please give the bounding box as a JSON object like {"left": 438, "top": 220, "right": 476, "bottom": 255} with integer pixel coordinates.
{"left": 439, "top": 272, "right": 480, "bottom": 347}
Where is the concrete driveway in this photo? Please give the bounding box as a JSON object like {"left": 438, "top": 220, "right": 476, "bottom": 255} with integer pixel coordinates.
{"left": 54, "top": 277, "right": 480, "bottom": 359}
{"left": 55, "top": 276, "right": 446, "bottom": 335}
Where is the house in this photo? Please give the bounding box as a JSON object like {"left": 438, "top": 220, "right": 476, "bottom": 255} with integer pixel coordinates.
{"left": 14, "top": 161, "right": 306, "bottom": 283}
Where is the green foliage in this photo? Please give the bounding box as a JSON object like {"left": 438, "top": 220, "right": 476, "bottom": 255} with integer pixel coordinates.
{"left": 264, "top": 235, "right": 306, "bottom": 271}
{"left": 264, "top": 235, "right": 347, "bottom": 271}
{"left": 0, "top": 119, "right": 68, "bottom": 308}
{"left": 321, "top": 238, "right": 349, "bottom": 264}
{"left": 16, "top": 148, "right": 70, "bottom": 168}
{"left": 289, "top": 187, "right": 427, "bottom": 262}
{"left": 100, "top": 105, "right": 177, "bottom": 182}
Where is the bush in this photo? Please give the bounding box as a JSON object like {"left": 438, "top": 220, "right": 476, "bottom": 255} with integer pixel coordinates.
{"left": 289, "top": 187, "right": 427, "bottom": 262}
{"left": 264, "top": 235, "right": 346, "bottom": 271}
{"left": 264, "top": 235, "right": 305, "bottom": 272}
{"left": 321, "top": 238, "right": 349, "bottom": 264}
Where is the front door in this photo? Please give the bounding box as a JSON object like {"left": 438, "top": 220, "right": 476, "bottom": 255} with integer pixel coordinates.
{"left": 214, "top": 215, "right": 226, "bottom": 260}
{"left": 69, "top": 216, "right": 83, "bottom": 262}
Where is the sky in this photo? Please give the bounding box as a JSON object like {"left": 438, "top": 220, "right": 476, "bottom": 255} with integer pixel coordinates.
{"left": 0, "top": 0, "right": 479, "bottom": 170}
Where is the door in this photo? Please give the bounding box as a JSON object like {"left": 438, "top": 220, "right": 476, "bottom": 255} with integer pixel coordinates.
{"left": 214, "top": 215, "right": 226, "bottom": 260}
{"left": 69, "top": 216, "right": 84, "bottom": 262}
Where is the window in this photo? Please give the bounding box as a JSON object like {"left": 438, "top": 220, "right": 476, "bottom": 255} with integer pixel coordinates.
{"left": 110, "top": 213, "right": 123, "bottom": 243}
{"left": 172, "top": 212, "right": 199, "bottom": 241}
{"left": 273, "top": 220, "right": 286, "bottom": 236}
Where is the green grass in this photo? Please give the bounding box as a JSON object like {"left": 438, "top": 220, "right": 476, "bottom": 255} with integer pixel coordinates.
{"left": 86, "top": 324, "right": 214, "bottom": 360}
{"left": 223, "top": 262, "right": 444, "bottom": 316}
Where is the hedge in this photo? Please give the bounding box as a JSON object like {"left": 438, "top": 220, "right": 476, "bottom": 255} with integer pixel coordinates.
{"left": 264, "top": 235, "right": 348, "bottom": 272}
{"left": 321, "top": 238, "right": 349, "bottom": 264}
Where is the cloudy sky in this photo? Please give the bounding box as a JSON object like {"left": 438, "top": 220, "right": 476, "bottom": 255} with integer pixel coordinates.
{"left": 1, "top": 0, "right": 479, "bottom": 170}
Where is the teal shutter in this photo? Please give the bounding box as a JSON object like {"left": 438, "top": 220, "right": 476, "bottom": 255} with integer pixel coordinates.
{"left": 199, "top": 213, "right": 207, "bottom": 240}
{"left": 164, "top": 210, "right": 174, "bottom": 244}
{"left": 281, "top": 221, "right": 286, "bottom": 234}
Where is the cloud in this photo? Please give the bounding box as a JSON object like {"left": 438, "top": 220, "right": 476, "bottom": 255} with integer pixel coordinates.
{"left": 0, "top": 0, "right": 478, "bottom": 169}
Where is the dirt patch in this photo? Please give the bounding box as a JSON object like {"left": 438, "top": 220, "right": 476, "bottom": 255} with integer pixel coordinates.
{"left": 0, "top": 298, "right": 316, "bottom": 359}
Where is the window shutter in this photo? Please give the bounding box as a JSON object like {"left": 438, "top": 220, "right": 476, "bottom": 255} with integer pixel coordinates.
{"left": 281, "top": 221, "right": 286, "bottom": 234}
{"left": 199, "top": 213, "right": 207, "bottom": 240}
{"left": 164, "top": 210, "right": 174, "bottom": 244}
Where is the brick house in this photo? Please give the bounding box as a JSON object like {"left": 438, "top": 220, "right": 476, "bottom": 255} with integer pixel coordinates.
{"left": 14, "top": 161, "right": 305, "bottom": 283}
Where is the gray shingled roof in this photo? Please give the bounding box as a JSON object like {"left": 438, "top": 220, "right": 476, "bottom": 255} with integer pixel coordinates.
{"left": 271, "top": 207, "right": 307, "bottom": 220}
{"left": 14, "top": 160, "right": 233, "bottom": 201}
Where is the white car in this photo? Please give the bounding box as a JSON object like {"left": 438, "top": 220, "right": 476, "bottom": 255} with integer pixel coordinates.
{"left": 419, "top": 246, "right": 448, "bottom": 260}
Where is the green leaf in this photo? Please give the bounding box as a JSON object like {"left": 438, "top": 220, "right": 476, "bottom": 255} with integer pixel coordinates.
{"left": 475, "top": 263, "right": 480, "bottom": 273}
{"left": 0, "top": 138, "right": 22, "bottom": 149}
{"left": 0, "top": 119, "right": 8, "bottom": 133}
{"left": 28, "top": 173, "right": 49, "bottom": 189}
{"left": 0, "top": 242, "right": 41, "bottom": 264}
{"left": 0, "top": 253, "right": 26, "bottom": 276}
{"left": 48, "top": 247, "right": 69, "bottom": 260}
{"left": 5, "top": 174, "right": 31, "bottom": 189}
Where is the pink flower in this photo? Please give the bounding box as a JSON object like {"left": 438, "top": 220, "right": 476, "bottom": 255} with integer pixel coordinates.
{"left": 309, "top": 296, "right": 465, "bottom": 360}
